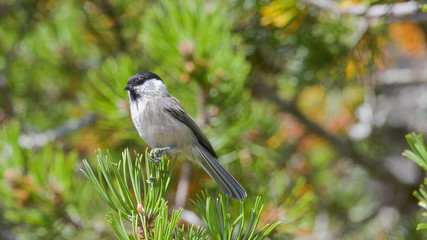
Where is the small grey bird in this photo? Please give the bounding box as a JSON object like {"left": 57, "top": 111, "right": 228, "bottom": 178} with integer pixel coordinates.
{"left": 123, "top": 72, "right": 247, "bottom": 200}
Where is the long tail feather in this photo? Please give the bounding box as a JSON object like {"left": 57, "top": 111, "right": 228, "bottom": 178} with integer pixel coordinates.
{"left": 195, "top": 147, "right": 247, "bottom": 200}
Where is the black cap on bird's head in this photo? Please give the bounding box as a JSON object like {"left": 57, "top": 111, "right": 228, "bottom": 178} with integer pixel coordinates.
{"left": 123, "top": 72, "right": 163, "bottom": 91}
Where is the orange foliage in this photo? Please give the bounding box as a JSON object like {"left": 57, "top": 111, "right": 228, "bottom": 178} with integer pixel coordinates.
{"left": 296, "top": 85, "right": 359, "bottom": 137}
{"left": 297, "top": 134, "right": 324, "bottom": 153}
{"left": 340, "top": 0, "right": 362, "bottom": 9}
{"left": 267, "top": 113, "right": 306, "bottom": 149}
{"left": 390, "top": 22, "right": 426, "bottom": 59}
{"left": 324, "top": 106, "right": 355, "bottom": 134}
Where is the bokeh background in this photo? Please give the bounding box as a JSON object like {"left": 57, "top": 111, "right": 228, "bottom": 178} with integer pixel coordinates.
{"left": 1, "top": 0, "right": 427, "bottom": 239}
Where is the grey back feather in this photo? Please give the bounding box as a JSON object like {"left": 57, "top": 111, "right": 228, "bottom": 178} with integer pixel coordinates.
{"left": 165, "top": 98, "right": 218, "bottom": 158}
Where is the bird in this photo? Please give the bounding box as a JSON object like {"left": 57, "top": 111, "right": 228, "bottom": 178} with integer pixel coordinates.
{"left": 123, "top": 72, "right": 247, "bottom": 200}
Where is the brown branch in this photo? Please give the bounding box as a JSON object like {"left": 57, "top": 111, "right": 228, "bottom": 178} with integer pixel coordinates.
{"left": 250, "top": 82, "right": 415, "bottom": 207}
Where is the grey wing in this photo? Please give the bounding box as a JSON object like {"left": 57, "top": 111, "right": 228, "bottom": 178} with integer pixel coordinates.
{"left": 165, "top": 99, "right": 218, "bottom": 158}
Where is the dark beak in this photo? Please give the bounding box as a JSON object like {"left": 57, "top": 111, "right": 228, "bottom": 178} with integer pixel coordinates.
{"left": 123, "top": 85, "right": 132, "bottom": 91}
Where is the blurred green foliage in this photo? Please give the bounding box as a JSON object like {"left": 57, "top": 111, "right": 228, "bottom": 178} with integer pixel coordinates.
{"left": 403, "top": 134, "right": 427, "bottom": 231}
{"left": 0, "top": 0, "right": 426, "bottom": 239}
{"left": 0, "top": 122, "right": 109, "bottom": 239}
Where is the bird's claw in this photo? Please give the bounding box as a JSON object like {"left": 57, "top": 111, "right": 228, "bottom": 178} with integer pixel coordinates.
{"left": 148, "top": 146, "right": 175, "bottom": 163}
{"left": 149, "top": 149, "right": 163, "bottom": 163}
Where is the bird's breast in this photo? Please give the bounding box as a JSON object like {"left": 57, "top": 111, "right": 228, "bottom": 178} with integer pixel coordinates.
{"left": 130, "top": 98, "right": 194, "bottom": 152}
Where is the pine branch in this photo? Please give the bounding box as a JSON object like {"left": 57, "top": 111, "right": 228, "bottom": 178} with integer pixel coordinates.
{"left": 193, "top": 191, "right": 281, "bottom": 240}
{"left": 0, "top": 1, "right": 40, "bottom": 120}
{"left": 81, "top": 149, "right": 280, "bottom": 240}
{"left": 403, "top": 133, "right": 427, "bottom": 231}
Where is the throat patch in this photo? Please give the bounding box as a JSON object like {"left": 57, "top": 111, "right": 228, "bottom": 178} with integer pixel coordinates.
{"left": 129, "top": 91, "right": 140, "bottom": 102}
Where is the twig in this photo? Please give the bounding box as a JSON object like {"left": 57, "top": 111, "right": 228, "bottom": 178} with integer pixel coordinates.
{"left": 174, "top": 162, "right": 192, "bottom": 209}
{"left": 305, "top": 0, "right": 425, "bottom": 22}
{"left": 180, "top": 209, "right": 205, "bottom": 228}
{"left": 18, "top": 113, "right": 98, "bottom": 150}
{"left": 346, "top": 17, "right": 369, "bottom": 47}
{"left": 376, "top": 67, "right": 427, "bottom": 85}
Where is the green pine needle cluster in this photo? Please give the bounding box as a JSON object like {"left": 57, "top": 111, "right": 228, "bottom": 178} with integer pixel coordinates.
{"left": 193, "top": 192, "right": 280, "bottom": 240}
{"left": 403, "top": 133, "right": 427, "bottom": 231}
{"left": 81, "top": 149, "right": 280, "bottom": 239}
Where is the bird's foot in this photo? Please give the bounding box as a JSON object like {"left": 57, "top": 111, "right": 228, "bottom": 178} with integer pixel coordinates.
{"left": 149, "top": 146, "right": 175, "bottom": 163}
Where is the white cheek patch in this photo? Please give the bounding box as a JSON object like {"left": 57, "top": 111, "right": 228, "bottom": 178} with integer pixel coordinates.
{"left": 133, "top": 84, "right": 145, "bottom": 92}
